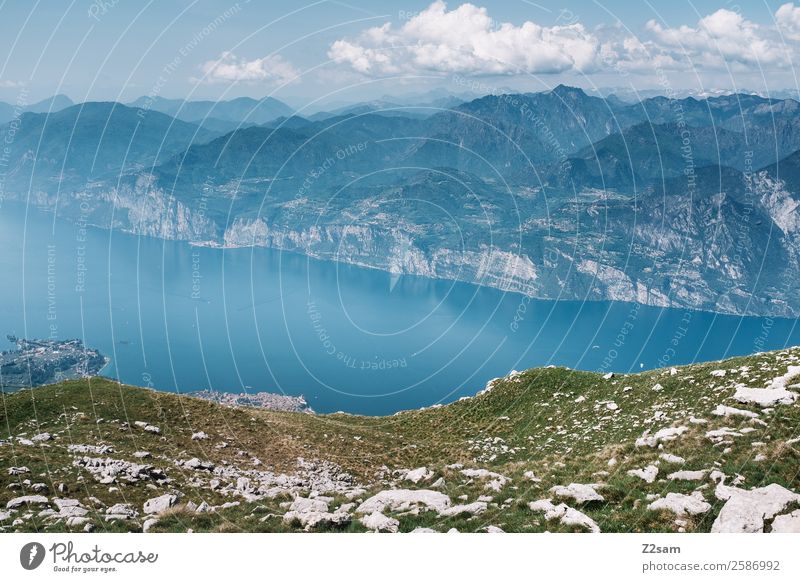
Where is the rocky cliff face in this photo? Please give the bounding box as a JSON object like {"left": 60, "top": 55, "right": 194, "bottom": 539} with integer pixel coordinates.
{"left": 7, "top": 89, "right": 800, "bottom": 317}
{"left": 14, "top": 164, "right": 800, "bottom": 317}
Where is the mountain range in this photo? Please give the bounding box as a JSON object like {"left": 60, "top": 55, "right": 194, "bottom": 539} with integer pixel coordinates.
{"left": 3, "top": 86, "right": 800, "bottom": 316}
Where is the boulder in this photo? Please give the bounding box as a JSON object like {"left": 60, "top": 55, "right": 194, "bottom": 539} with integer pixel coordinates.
{"left": 6, "top": 495, "right": 49, "bottom": 509}
{"left": 627, "top": 465, "right": 658, "bottom": 483}
{"left": 105, "top": 503, "right": 138, "bottom": 520}
{"left": 403, "top": 467, "right": 433, "bottom": 484}
{"left": 771, "top": 510, "right": 800, "bottom": 533}
{"left": 529, "top": 499, "right": 600, "bottom": 533}
{"left": 635, "top": 426, "right": 687, "bottom": 447}
{"left": 438, "top": 501, "right": 487, "bottom": 517}
{"left": 356, "top": 490, "right": 451, "bottom": 515}
{"left": 459, "top": 468, "right": 510, "bottom": 491}
{"left": 360, "top": 511, "right": 399, "bottom": 533}
{"left": 666, "top": 470, "right": 707, "bottom": 481}
{"left": 712, "top": 483, "right": 800, "bottom": 533}
{"left": 733, "top": 386, "right": 797, "bottom": 407}
{"left": 550, "top": 483, "right": 604, "bottom": 503}
{"left": 648, "top": 492, "right": 711, "bottom": 516}
{"left": 143, "top": 494, "right": 178, "bottom": 515}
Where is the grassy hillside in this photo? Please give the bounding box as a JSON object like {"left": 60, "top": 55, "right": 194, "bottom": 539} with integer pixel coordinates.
{"left": 1, "top": 347, "right": 799, "bottom": 533}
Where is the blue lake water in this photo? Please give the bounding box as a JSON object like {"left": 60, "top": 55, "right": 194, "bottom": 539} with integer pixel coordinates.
{"left": 1, "top": 202, "right": 799, "bottom": 415}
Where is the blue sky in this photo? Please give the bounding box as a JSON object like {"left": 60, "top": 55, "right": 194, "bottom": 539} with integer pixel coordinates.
{"left": 0, "top": 0, "right": 797, "bottom": 108}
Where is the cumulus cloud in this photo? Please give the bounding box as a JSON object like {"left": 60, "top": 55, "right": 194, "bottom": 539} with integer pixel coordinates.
{"left": 329, "top": 1, "right": 800, "bottom": 77}
{"left": 776, "top": 2, "right": 800, "bottom": 40}
{"left": 199, "top": 52, "right": 298, "bottom": 85}
{"left": 328, "top": 1, "right": 600, "bottom": 75}
{"left": 644, "top": 9, "right": 790, "bottom": 68}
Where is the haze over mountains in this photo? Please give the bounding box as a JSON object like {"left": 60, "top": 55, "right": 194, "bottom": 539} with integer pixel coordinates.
{"left": 3, "top": 86, "right": 800, "bottom": 316}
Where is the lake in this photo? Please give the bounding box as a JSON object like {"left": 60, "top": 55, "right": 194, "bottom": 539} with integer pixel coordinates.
{"left": 1, "top": 202, "right": 798, "bottom": 415}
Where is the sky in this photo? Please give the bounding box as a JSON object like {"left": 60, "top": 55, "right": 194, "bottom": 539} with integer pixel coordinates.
{"left": 1, "top": 0, "right": 799, "bottom": 110}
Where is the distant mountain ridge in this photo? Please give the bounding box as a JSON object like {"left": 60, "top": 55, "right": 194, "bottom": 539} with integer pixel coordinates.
{"left": 127, "top": 95, "right": 293, "bottom": 126}
{"left": 0, "top": 94, "right": 74, "bottom": 123}
{"left": 3, "top": 86, "right": 800, "bottom": 316}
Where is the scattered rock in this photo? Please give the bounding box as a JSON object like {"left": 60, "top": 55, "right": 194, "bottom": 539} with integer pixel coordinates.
{"left": 712, "top": 405, "right": 759, "bottom": 419}
{"left": 356, "top": 490, "right": 450, "bottom": 515}
{"left": 771, "top": 510, "right": 800, "bottom": 533}
{"left": 191, "top": 432, "right": 209, "bottom": 441}
{"left": 439, "top": 501, "right": 487, "bottom": 517}
{"left": 68, "top": 444, "right": 114, "bottom": 454}
{"left": 143, "top": 494, "right": 178, "bottom": 515}
{"left": 529, "top": 499, "right": 600, "bottom": 533}
{"left": 666, "top": 470, "right": 707, "bottom": 481}
{"left": 523, "top": 471, "right": 542, "bottom": 482}
{"left": 403, "top": 467, "right": 433, "bottom": 484}
{"left": 635, "top": 426, "right": 688, "bottom": 447}
{"left": 74, "top": 456, "right": 167, "bottom": 484}
{"left": 659, "top": 453, "right": 685, "bottom": 464}
{"left": 360, "top": 511, "right": 399, "bottom": 533}
{"left": 134, "top": 421, "right": 161, "bottom": 434}
{"left": 105, "top": 503, "right": 138, "bottom": 520}
{"left": 459, "top": 468, "right": 510, "bottom": 491}
{"left": 647, "top": 492, "right": 711, "bottom": 517}
{"left": 712, "top": 483, "right": 800, "bottom": 533}
{"left": 6, "top": 495, "right": 48, "bottom": 509}
{"left": 550, "top": 483, "right": 604, "bottom": 503}
{"left": 627, "top": 465, "right": 658, "bottom": 483}
{"left": 180, "top": 458, "right": 215, "bottom": 472}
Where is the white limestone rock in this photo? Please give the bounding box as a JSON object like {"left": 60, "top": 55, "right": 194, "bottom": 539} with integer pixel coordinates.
{"left": 143, "top": 494, "right": 178, "bottom": 515}
{"left": 529, "top": 499, "right": 600, "bottom": 533}
{"left": 403, "top": 467, "right": 433, "bottom": 484}
{"left": 635, "top": 426, "right": 688, "bottom": 448}
{"left": 648, "top": 491, "right": 711, "bottom": 517}
{"left": 771, "top": 510, "right": 800, "bottom": 533}
{"left": 459, "top": 468, "right": 510, "bottom": 491}
{"left": 439, "top": 501, "right": 487, "bottom": 517}
{"left": 6, "top": 495, "right": 49, "bottom": 509}
{"left": 666, "top": 470, "right": 707, "bottom": 481}
{"left": 360, "top": 511, "right": 399, "bottom": 533}
{"left": 627, "top": 465, "right": 658, "bottom": 483}
{"left": 550, "top": 483, "right": 604, "bottom": 503}
{"left": 659, "top": 453, "right": 685, "bottom": 464}
{"left": 712, "top": 483, "right": 800, "bottom": 533}
{"left": 356, "top": 489, "right": 450, "bottom": 515}
{"left": 712, "top": 405, "right": 759, "bottom": 419}
{"left": 523, "top": 470, "right": 542, "bottom": 482}
{"left": 105, "top": 503, "right": 138, "bottom": 520}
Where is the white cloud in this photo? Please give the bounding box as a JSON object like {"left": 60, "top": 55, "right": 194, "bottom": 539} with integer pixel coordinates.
{"left": 776, "top": 2, "right": 800, "bottom": 40}
{"left": 329, "top": 2, "right": 800, "bottom": 78}
{"left": 199, "top": 52, "right": 298, "bottom": 85}
{"left": 643, "top": 9, "right": 789, "bottom": 68}
{"left": 328, "top": 1, "right": 600, "bottom": 76}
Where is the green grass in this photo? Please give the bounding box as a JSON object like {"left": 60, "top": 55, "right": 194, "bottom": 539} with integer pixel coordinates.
{"left": 1, "top": 347, "right": 799, "bottom": 533}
